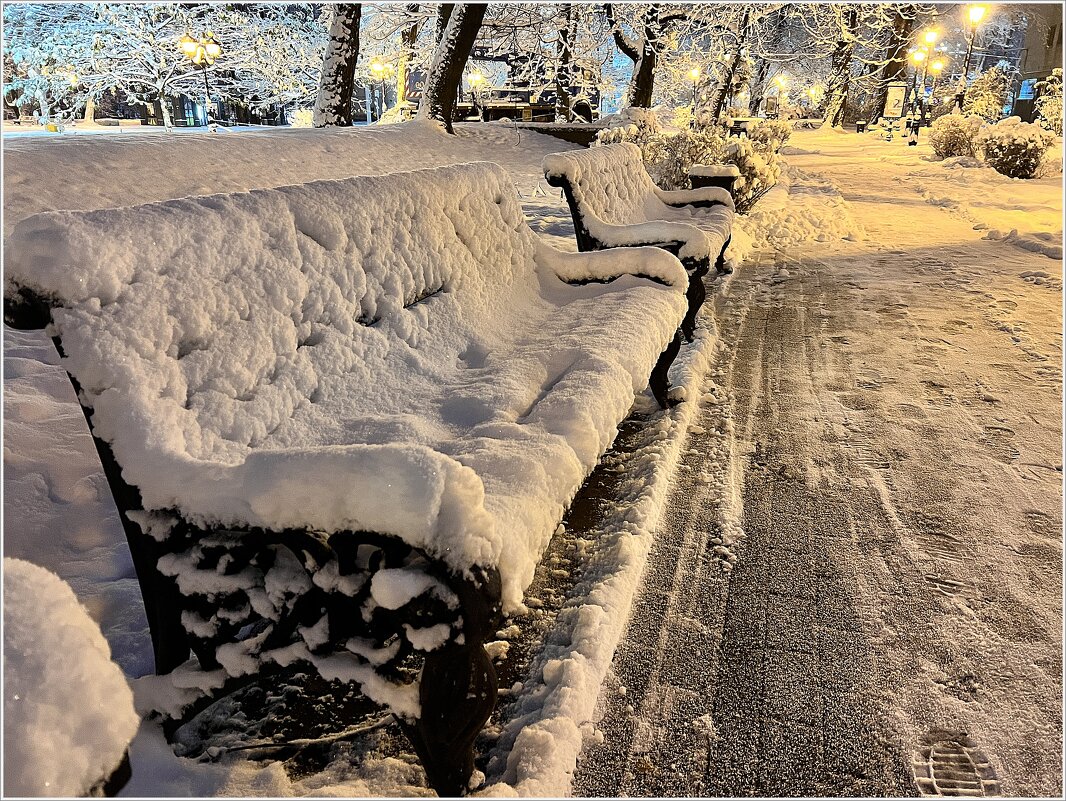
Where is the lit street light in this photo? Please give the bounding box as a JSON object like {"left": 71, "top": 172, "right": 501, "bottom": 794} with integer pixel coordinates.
{"left": 929, "top": 58, "right": 947, "bottom": 103}
{"left": 908, "top": 49, "right": 925, "bottom": 113}
{"left": 371, "top": 59, "right": 390, "bottom": 120}
{"left": 467, "top": 70, "right": 486, "bottom": 115}
{"left": 689, "top": 67, "right": 700, "bottom": 123}
{"left": 956, "top": 4, "right": 989, "bottom": 111}
{"left": 179, "top": 32, "right": 222, "bottom": 131}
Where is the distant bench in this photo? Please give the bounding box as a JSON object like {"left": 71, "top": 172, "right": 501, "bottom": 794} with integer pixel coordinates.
{"left": 543, "top": 143, "right": 735, "bottom": 405}
{"left": 4, "top": 162, "right": 688, "bottom": 795}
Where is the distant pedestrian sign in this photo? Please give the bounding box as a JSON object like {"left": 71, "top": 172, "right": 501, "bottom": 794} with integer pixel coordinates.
{"left": 884, "top": 82, "right": 907, "bottom": 118}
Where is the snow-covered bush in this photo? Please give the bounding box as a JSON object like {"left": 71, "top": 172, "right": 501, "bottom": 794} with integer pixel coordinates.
{"left": 963, "top": 66, "right": 1013, "bottom": 122}
{"left": 1036, "top": 68, "right": 1063, "bottom": 136}
{"left": 651, "top": 127, "right": 727, "bottom": 189}
{"left": 976, "top": 116, "right": 1058, "bottom": 179}
{"left": 727, "top": 135, "right": 782, "bottom": 213}
{"left": 595, "top": 108, "right": 668, "bottom": 166}
{"left": 929, "top": 114, "right": 986, "bottom": 159}
{"left": 287, "top": 107, "right": 314, "bottom": 127}
{"left": 3, "top": 558, "right": 139, "bottom": 797}
{"left": 598, "top": 110, "right": 782, "bottom": 213}
{"left": 747, "top": 118, "right": 792, "bottom": 150}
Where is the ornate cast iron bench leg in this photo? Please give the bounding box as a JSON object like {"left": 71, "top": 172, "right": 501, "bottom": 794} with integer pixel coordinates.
{"left": 399, "top": 567, "right": 502, "bottom": 796}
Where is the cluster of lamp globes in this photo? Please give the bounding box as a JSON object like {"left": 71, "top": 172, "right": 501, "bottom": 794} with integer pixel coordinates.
{"left": 908, "top": 4, "right": 989, "bottom": 89}
{"left": 179, "top": 33, "right": 222, "bottom": 66}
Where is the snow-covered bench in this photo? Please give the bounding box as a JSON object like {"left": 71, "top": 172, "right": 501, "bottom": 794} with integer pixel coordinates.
{"left": 542, "top": 143, "right": 734, "bottom": 382}
{"left": 4, "top": 162, "right": 687, "bottom": 795}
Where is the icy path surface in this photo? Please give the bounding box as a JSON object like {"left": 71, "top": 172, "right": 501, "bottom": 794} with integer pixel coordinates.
{"left": 574, "top": 131, "right": 1062, "bottom": 797}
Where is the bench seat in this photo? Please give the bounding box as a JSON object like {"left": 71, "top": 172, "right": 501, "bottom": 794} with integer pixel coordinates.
{"left": 4, "top": 161, "right": 687, "bottom": 794}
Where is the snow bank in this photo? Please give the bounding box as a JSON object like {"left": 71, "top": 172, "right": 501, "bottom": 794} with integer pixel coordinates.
{"left": 543, "top": 143, "right": 733, "bottom": 264}
{"left": 3, "top": 558, "right": 139, "bottom": 797}
{"left": 6, "top": 161, "right": 686, "bottom": 613}
{"left": 734, "top": 163, "right": 865, "bottom": 253}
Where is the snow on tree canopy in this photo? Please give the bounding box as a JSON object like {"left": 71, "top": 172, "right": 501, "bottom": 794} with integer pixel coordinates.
{"left": 5, "top": 162, "right": 687, "bottom": 610}
{"left": 3, "top": 558, "right": 139, "bottom": 797}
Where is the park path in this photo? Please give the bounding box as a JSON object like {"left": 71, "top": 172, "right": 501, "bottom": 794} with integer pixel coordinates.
{"left": 572, "top": 148, "right": 1063, "bottom": 797}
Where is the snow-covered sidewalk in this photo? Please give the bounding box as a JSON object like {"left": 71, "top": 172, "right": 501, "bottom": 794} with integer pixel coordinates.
{"left": 573, "top": 127, "right": 1062, "bottom": 797}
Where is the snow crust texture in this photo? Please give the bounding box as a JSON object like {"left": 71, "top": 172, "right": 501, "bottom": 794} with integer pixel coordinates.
{"left": 3, "top": 557, "right": 139, "bottom": 797}
{"left": 543, "top": 143, "right": 734, "bottom": 263}
{"left": 6, "top": 161, "right": 687, "bottom": 611}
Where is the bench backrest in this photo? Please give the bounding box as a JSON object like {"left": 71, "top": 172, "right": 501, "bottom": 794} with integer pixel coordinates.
{"left": 7, "top": 161, "right": 532, "bottom": 329}
{"left": 4, "top": 163, "right": 537, "bottom": 473}
{"left": 542, "top": 142, "right": 662, "bottom": 226}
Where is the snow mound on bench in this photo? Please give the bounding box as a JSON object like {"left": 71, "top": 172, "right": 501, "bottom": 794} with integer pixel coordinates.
{"left": 3, "top": 558, "right": 139, "bottom": 797}
{"left": 6, "top": 162, "right": 686, "bottom": 609}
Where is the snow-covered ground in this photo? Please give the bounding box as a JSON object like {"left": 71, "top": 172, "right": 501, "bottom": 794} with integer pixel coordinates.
{"left": 3, "top": 122, "right": 1061, "bottom": 797}
{"left": 575, "top": 127, "right": 1063, "bottom": 797}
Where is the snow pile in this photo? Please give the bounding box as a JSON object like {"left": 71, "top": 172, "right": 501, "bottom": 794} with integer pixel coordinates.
{"left": 981, "top": 227, "right": 1064, "bottom": 260}
{"left": 3, "top": 558, "right": 139, "bottom": 797}
{"left": 733, "top": 163, "right": 864, "bottom": 253}
{"left": 975, "top": 116, "right": 1059, "bottom": 179}
{"left": 543, "top": 143, "right": 734, "bottom": 266}
{"left": 6, "top": 161, "right": 687, "bottom": 614}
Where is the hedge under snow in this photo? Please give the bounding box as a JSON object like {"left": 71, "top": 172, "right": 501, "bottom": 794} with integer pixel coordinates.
{"left": 6, "top": 162, "right": 687, "bottom": 611}
{"left": 3, "top": 558, "right": 139, "bottom": 796}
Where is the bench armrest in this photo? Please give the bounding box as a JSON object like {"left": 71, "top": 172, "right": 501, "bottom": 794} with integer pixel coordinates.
{"left": 582, "top": 216, "right": 712, "bottom": 266}
{"left": 655, "top": 186, "right": 735, "bottom": 211}
{"left": 535, "top": 240, "right": 688, "bottom": 291}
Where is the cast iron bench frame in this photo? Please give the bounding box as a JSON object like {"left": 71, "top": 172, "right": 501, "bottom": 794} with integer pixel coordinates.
{"left": 3, "top": 163, "right": 687, "bottom": 795}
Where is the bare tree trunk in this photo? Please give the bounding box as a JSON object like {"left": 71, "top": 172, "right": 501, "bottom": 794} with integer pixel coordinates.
{"left": 313, "top": 4, "right": 362, "bottom": 127}
{"left": 555, "top": 4, "right": 574, "bottom": 121}
{"left": 397, "top": 4, "right": 420, "bottom": 105}
{"left": 748, "top": 57, "right": 771, "bottom": 115}
{"left": 821, "top": 5, "right": 859, "bottom": 128}
{"left": 418, "top": 3, "right": 486, "bottom": 133}
{"left": 83, "top": 95, "right": 95, "bottom": 123}
{"left": 748, "top": 7, "right": 782, "bottom": 115}
{"left": 435, "top": 4, "right": 454, "bottom": 44}
{"left": 875, "top": 5, "right": 915, "bottom": 118}
{"left": 159, "top": 97, "right": 173, "bottom": 131}
{"left": 628, "top": 39, "right": 657, "bottom": 107}
{"left": 605, "top": 3, "right": 663, "bottom": 109}
{"left": 709, "top": 7, "right": 752, "bottom": 121}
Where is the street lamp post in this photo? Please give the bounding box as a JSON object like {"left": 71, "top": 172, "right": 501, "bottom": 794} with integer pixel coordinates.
{"left": 689, "top": 67, "right": 700, "bottom": 125}
{"left": 468, "top": 71, "right": 485, "bottom": 118}
{"left": 929, "top": 59, "right": 946, "bottom": 104}
{"left": 179, "top": 33, "right": 222, "bottom": 131}
{"left": 773, "top": 72, "right": 789, "bottom": 117}
{"left": 919, "top": 29, "right": 939, "bottom": 95}
{"left": 908, "top": 49, "right": 925, "bottom": 115}
{"left": 371, "top": 60, "right": 389, "bottom": 119}
{"left": 956, "top": 5, "right": 988, "bottom": 112}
